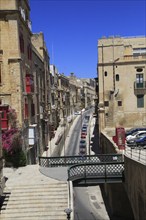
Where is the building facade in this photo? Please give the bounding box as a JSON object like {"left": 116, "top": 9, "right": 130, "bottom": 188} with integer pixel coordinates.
{"left": 0, "top": 0, "right": 50, "bottom": 164}
{"left": 50, "top": 64, "right": 60, "bottom": 132}
{"left": 80, "top": 78, "right": 96, "bottom": 109}
{"left": 0, "top": 0, "right": 98, "bottom": 174}
{"left": 98, "top": 36, "right": 146, "bottom": 131}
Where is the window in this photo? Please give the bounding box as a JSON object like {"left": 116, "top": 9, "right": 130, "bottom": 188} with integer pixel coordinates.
{"left": 31, "top": 103, "right": 35, "bottom": 116}
{"left": 136, "top": 74, "right": 143, "bottom": 88}
{"left": 24, "top": 99, "right": 28, "bottom": 119}
{"left": 137, "top": 95, "right": 144, "bottom": 108}
{"left": 19, "top": 34, "right": 24, "bottom": 53}
{"left": 136, "top": 68, "right": 143, "bottom": 72}
{"left": 27, "top": 44, "right": 32, "bottom": 60}
{"left": 0, "top": 62, "right": 2, "bottom": 85}
{"left": 133, "top": 48, "right": 146, "bottom": 56}
{"left": 104, "top": 71, "right": 107, "bottom": 77}
{"left": 104, "top": 101, "right": 109, "bottom": 107}
{"left": 118, "top": 101, "right": 122, "bottom": 106}
{"left": 116, "top": 74, "right": 119, "bottom": 81}
{"left": 25, "top": 74, "right": 34, "bottom": 93}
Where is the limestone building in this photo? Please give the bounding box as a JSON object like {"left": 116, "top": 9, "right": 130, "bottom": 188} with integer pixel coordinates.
{"left": 98, "top": 36, "right": 146, "bottom": 131}
{"left": 80, "top": 78, "right": 96, "bottom": 109}
{"left": 50, "top": 64, "right": 60, "bottom": 131}
{"left": 58, "top": 74, "right": 70, "bottom": 125}
{"left": 0, "top": 0, "right": 50, "bottom": 164}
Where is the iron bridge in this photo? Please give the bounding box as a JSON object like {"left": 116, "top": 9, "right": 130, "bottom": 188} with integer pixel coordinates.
{"left": 39, "top": 154, "right": 124, "bottom": 185}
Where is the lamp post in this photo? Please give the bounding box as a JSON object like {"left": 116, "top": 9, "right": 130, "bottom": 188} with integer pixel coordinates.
{"left": 64, "top": 208, "right": 72, "bottom": 220}
{"left": 113, "top": 58, "right": 119, "bottom": 91}
{"left": 64, "top": 120, "right": 65, "bottom": 156}
{"left": 89, "top": 125, "right": 91, "bottom": 157}
{"left": 63, "top": 116, "right": 66, "bottom": 156}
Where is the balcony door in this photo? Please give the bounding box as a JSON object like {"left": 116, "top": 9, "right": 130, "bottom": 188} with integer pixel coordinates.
{"left": 136, "top": 74, "right": 144, "bottom": 88}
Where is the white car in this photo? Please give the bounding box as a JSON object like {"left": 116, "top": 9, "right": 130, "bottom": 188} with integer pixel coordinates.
{"left": 74, "top": 111, "right": 81, "bottom": 115}
{"left": 126, "top": 130, "right": 146, "bottom": 141}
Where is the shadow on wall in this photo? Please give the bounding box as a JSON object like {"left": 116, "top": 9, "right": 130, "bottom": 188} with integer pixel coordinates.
{"left": 90, "top": 118, "right": 101, "bottom": 154}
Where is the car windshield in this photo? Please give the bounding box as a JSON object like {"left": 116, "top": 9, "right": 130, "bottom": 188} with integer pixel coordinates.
{"left": 138, "top": 133, "right": 146, "bottom": 137}
{"left": 80, "top": 140, "right": 86, "bottom": 144}
{"left": 132, "top": 131, "right": 139, "bottom": 136}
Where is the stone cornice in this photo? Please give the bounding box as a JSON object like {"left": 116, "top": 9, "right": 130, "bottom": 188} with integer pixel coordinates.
{"left": 98, "top": 60, "right": 146, "bottom": 67}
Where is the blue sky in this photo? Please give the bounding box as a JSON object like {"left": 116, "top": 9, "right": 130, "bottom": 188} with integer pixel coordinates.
{"left": 30, "top": 0, "right": 146, "bottom": 78}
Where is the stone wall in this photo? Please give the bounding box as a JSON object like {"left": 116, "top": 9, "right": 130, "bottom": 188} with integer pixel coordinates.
{"left": 100, "top": 132, "right": 134, "bottom": 219}
{"left": 124, "top": 156, "right": 146, "bottom": 220}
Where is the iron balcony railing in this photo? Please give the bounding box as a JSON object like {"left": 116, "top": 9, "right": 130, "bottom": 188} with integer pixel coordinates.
{"left": 134, "top": 81, "right": 146, "bottom": 95}
{"left": 39, "top": 154, "right": 124, "bottom": 167}
{"left": 134, "top": 81, "right": 146, "bottom": 89}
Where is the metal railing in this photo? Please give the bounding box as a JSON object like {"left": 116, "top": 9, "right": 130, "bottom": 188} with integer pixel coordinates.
{"left": 125, "top": 145, "right": 146, "bottom": 165}
{"left": 39, "top": 154, "right": 124, "bottom": 167}
{"left": 134, "top": 81, "right": 146, "bottom": 89}
{"left": 68, "top": 162, "right": 124, "bottom": 184}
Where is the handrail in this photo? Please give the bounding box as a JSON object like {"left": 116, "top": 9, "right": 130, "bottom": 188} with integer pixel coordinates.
{"left": 67, "top": 181, "right": 74, "bottom": 220}
{"left": 39, "top": 154, "right": 124, "bottom": 167}
{"left": 68, "top": 162, "right": 124, "bottom": 182}
{"left": 125, "top": 145, "right": 146, "bottom": 165}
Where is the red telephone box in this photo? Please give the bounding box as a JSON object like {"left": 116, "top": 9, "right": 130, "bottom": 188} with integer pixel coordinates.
{"left": 113, "top": 127, "right": 125, "bottom": 150}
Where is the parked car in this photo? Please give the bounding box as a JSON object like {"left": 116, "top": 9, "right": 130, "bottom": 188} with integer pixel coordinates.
{"left": 127, "top": 135, "right": 146, "bottom": 148}
{"left": 82, "top": 124, "right": 88, "bottom": 128}
{"left": 79, "top": 147, "right": 86, "bottom": 156}
{"left": 83, "top": 119, "right": 89, "bottom": 124}
{"left": 79, "top": 139, "right": 86, "bottom": 148}
{"left": 85, "top": 115, "right": 90, "bottom": 121}
{"left": 81, "top": 132, "right": 86, "bottom": 139}
{"left": 126, "top": 127, "right": 146, "bottom": 136}
{"left": 74, "top": 111, "right": 81, "bottom": 115}
{"left": 135, "top": 136, "right": 146, "bottom": 148}
{"left": 126, "top": 131, "right": 146, "bottom": 141}
{"left": 81, "top": 127, "right": 87, "bottom": 134}
{"left": 127, "top": 136, "right": 144, "bottom": 146}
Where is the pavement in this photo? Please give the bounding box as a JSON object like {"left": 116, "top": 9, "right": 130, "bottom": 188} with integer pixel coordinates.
{"left": 1, "top": 111, "right": 96, "bottom": 220}
{"left": 42, "top": 114, "right": 79, "bottom": 157}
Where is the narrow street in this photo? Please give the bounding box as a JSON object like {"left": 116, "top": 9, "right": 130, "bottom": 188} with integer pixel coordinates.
{"left": 64, "top": 109, "right": 110, "bottom": 220}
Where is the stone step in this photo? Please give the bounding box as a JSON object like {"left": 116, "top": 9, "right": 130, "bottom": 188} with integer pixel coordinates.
{"left": 4, "top": 183, "right": 66, "bottom": 189}
{"left": 3, "top": 195, "right": 67, "bottom": 202}
{"left": 2, "top": 201, "right": 67, "bottom": 208}
{"left": 8, "top": 187, "right": 67, "bottom": 193}
{"left": 0, "top": 213, "right": 66, "bottom": 220}
{"left": 0, "top": 217, "right": 66, "bottom": 220}
{"left": 4, "top": 194, "right": 67, "bottom": 199}
{"left": 1, "top": 205, "right": 66, "bottom": 213}
{"left": 5, "top": 182, "right": 66, "bottom": 187}
{"left": 9, "top": 190, "right": 67, "bottom": 196}
{"left": 1, "top": 166, "right": 69, "bottom": 220}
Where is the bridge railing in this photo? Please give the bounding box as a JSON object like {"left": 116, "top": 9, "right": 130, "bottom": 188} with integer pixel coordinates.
{"left": 39, "top": 154, "right": 124, "bottom": 167}
{"left": 125, "top": 145, "right": 146, "bottom": 165}
{"left": 68, "top": 162, "right": 124, "bottom": 182}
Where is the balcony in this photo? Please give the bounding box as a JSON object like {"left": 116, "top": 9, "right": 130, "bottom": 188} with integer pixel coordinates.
{"left": 124, "top": 55, "right": 146, "bottom": 62}
{"left": 27, "top": 20, "right": 32, "bottom": 31}
{"left": 134, "top": 81, "right": 146, "bottom": 95}
{"left": 0, "top": 106, "right": 9, "bottom": 130}
{"left": 25, "top": 75, "right": 34, "bottom": 94}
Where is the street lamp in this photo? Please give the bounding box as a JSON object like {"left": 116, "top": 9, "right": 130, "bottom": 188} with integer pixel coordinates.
{"left": 64, "top": 208, "right": 72, "bottom": 220}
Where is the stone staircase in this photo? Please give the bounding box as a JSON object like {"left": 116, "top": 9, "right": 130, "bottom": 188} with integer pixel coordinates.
{"left": 0, "top": 165, "right": 68, "bottom": 220}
